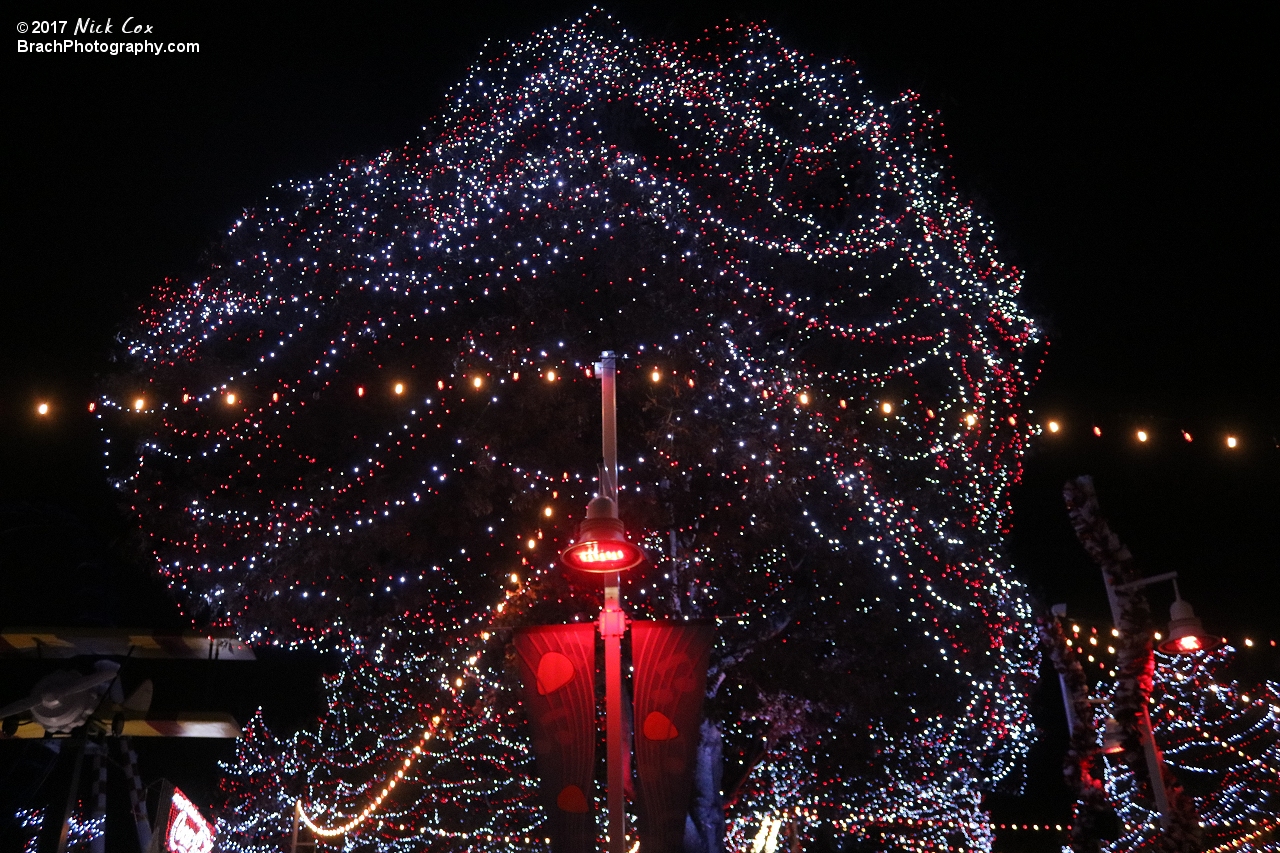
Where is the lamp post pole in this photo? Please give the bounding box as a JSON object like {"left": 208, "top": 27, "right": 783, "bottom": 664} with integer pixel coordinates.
{"left": 558, "top": 351, "right": 646, "bottom": 852}
{"left": 1102, "top": 570, "right": 1173, "bottom": 825}
{"left": 1065, "top": 476, "right": 1221, "bottom": 841}
{"left": 598, "top": 351, "right": 627, "bottom": 853}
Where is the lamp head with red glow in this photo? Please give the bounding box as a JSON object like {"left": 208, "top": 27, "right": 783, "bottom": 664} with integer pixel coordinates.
{"left": 1157, "top": 596, "right": 1224, "bottom": 655}
{"left": 1101, "top": 716, "right": 1126, "bottom": 755}
{"left": 559, "top": 496, "right": 646, "bottom": 574}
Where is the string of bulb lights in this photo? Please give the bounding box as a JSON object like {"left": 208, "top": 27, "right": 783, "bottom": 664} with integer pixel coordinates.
{"left": 35, "top": 391, "right": 1261, "bottom": 460}
{"left": 1061, "top": 619, "right": 1278, "bottom": 680}
{"left": 219, "top": 612, "right": 548, "bottom": 852}
{"left": 276, "top": 576, "right": 555, "bottom": 845}
{"left": 295, "top": 716, "right": 441, "bottom": 837}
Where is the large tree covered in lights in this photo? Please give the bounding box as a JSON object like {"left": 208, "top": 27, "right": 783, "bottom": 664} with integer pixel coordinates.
{"left": 103, "top": 12, "right": 1043, "bottom": 852}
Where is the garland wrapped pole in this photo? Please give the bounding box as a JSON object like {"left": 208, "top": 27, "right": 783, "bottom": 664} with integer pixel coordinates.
{"left": 1062, "top": 476, "right": 1202, "bottom": 853}
{"left": 1037, "top": 611, "right": 1117, "bottom": 853}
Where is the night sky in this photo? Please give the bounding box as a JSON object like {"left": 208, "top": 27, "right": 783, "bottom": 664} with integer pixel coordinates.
{"left": 5, "top": 0, "right": 1277, "bottom": 833}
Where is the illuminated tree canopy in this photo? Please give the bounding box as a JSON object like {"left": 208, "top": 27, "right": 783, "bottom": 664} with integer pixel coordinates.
{"left": 103, "top": 12, "right": 1043, "bottom": 851}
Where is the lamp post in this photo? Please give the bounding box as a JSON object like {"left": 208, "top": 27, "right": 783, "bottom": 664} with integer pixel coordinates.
{"left": 1063, "top": 475, "right": 1220, "bottom": 837}
{"left": 559, "top": 351, "right": 645, "bottom": 853}
{"left": 1101, "top": 570, "right": 1223, "bottom": 824}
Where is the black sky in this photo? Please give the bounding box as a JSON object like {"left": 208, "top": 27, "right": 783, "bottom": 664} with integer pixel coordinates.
{"left": 5, "top": 0, "right": 1278, "bottom": 829}
{"left": 9, "top": 3, "right": 1277, "bottom": 399}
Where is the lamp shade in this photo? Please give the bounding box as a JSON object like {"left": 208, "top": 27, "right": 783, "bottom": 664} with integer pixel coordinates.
{"left": 559, "top": 497, "right": 646, "bottom": 574}
{"left": 1101, "top": 716, "right": 1125, "bottom": 755}
{"left": 1157, "top": 597, "right": 1224, "bottom": 655}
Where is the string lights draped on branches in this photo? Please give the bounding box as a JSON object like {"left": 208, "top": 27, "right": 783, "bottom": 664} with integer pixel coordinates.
{"left": 103, "top": 11, "right": 1043, "bottom": 850}
{"left": 1102, "top": 648, "right": 1279, "bottom": 853}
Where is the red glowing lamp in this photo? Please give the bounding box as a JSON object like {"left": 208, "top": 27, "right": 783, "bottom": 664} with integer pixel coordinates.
{"left": 559, "top": 496, "right": 646, "bottom": 574}
{"left": 561, "top": 538, "right": 645, "bottom": 572}
{"left": 1157, "top": 596, "right": 1223, "bottom": 655}
{"left": 1101, "top": 716, "right": 1126, "bottom": 755}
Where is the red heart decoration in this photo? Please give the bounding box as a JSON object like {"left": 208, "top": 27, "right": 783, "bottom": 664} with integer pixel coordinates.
{"left": 536, "top": 652, "right": 575, "bottom": 695}
{"left": 556, "top": 784, "right": 588, "bottom": 813}
{"left": 642, "top": 711, "right": 679, "bottom": 741}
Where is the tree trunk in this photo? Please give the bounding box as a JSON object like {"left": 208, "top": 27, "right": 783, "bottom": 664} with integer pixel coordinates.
{"left": 683, "top": 719, "right": 725, "bottom": 853}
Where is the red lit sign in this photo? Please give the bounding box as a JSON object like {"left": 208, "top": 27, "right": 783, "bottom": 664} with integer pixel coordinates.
{"left": 560, "top": 538, "right": 645, "bottom": 573}
{"left": 165, "top": 788, "right": 214, "bottom": 853}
